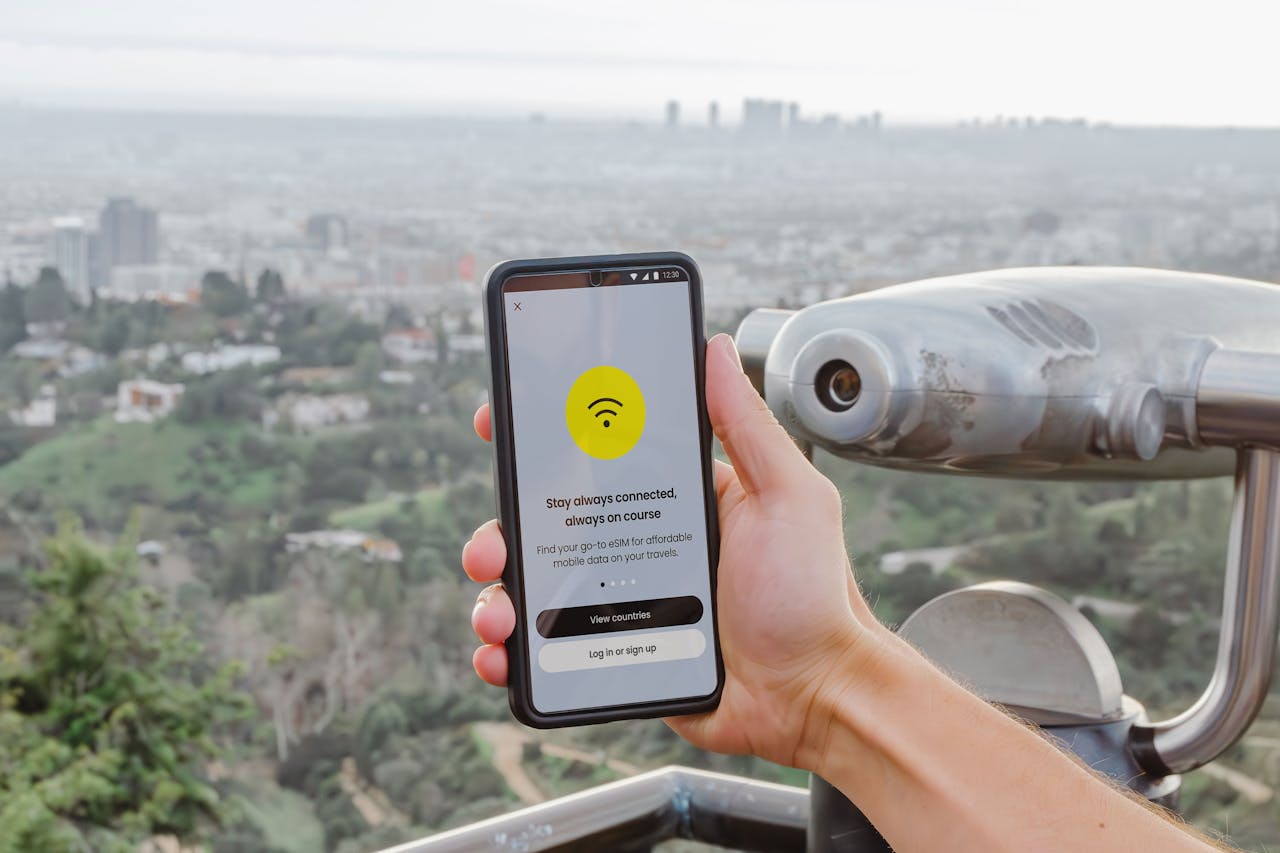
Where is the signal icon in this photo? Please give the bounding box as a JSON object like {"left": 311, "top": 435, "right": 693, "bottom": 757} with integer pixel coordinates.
{"left": 565, "top": 365, "right": 647, "bottom": 460}
{"left": 630, "top": 272, "right": 638, "bottom": 281}
{"left": 588, "top": 396, "right": 623, "bottom": 428}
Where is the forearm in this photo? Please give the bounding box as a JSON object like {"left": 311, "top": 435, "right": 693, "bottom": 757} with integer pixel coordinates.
{"left": 798, "top": 625, "right": 1221, "bottom": 853}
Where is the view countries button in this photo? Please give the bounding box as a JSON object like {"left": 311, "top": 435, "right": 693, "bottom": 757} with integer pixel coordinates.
{"left": 537, "top": 628, "right": 707, "bottom": 673}
{"left": 535, "top": 596, "right": 703, "bottom": 639}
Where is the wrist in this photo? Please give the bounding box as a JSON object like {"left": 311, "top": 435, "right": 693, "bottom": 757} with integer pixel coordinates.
{"left": 794, "top": 616, "right": 902, "bottom": 776}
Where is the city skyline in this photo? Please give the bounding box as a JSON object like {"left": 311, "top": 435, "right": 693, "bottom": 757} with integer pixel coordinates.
{"left": 3, "top": 0, "right": 1280, "bottom": 126}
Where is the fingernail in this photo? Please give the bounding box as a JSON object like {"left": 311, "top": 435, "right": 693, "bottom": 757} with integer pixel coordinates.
{"left": 713, "top": 333, "right": 742, "bottom": 369}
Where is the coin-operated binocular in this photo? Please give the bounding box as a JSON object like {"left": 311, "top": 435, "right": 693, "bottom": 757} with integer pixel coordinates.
{"left": 737, "top": 267, "right": 1280, "bottom": 852}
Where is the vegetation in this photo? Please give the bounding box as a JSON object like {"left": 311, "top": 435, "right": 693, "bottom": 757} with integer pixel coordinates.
{"left": 0, "top": 282, "right": 27, "bottom": 352}
{"left": 0, "top": 526, "right": 250, "bottom": 851}
{"left": 23, "top": 267, "right": 74, "bottom": 325}
{"left": 200, "top": 271, "right": 252, "bottom": 318}
{"left": 0, "top": 417, "right": 291, "bottom": 528}
{"left": 256, "top": 269, "right": 286, "bottom": 303}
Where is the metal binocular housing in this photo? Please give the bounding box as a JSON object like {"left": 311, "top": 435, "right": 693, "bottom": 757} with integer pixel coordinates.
{"left": 738, "top": 266, "right": 1280, "bottom": 789}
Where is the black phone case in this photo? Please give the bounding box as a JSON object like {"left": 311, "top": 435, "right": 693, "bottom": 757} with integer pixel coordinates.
{"left": 482, "top": 251, "right": 724, "bottom": 728}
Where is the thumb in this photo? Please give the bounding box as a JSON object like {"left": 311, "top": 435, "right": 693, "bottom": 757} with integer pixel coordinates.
{"left": 705, "top": 333, "right": 812, "bottom": 497}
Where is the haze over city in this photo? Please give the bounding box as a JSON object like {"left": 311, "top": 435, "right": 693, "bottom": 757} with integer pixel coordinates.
{"left": 4, "top": 0, "right": 1280, "bottom": 125}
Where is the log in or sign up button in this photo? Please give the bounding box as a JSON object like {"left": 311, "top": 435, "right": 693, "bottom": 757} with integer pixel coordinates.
{"left": 537, "top": 628, "right": 707, "bottom": 673}
{"left": 535, "top": 596, "right": 703, "bottom": 639}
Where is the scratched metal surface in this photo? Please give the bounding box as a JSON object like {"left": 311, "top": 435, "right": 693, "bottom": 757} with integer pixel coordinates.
{"left": 748, "top": 267, "right": 1280, "bottom": 479}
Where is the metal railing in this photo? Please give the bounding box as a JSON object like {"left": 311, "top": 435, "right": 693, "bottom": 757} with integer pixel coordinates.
{"left": 387, "top": 766, "right": 807, "bottom": 853}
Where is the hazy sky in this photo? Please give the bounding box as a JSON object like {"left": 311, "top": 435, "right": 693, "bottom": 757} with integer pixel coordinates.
{"left": 3, "top": 0, "right": 1278, "bottom": 125}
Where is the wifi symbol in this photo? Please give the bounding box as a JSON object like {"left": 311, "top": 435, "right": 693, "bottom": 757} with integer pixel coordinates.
{"left": 588, "top": 396, "right": 623, "bottom": 428}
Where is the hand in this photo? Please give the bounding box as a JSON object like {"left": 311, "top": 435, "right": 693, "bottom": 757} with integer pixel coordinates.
{"left": 462, "top": 333, "right": 888, "bottom": 769}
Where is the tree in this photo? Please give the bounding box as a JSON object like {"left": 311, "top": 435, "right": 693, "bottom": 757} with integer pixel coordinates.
{"left": 95, "top": 310, "right": 132, "bottom": 356}
{"left": 255, "top": 268, "right": 285, "bottom": 303}
{"left": 353, "top": 341, "right": 385, "bottom": 386}
{"left": 1119, "top": 605, "right": 1173, "bottom": 668}
{"left": 383, "top": 303, "right": 414, "bottom": 330}
{"left": 0, "top": 526, "right": 251, "bottom": 850}
{"left": 23, "top": 267, "right": 72, "bottom": 325}
{"left": 200, "top": 271, "right": 251, "bottom": 317}
{"left": 176, "top": 367, "right": 263, "bottom": 423}
{"left": 0, "top": 281, "right": 27, "bottom": 352}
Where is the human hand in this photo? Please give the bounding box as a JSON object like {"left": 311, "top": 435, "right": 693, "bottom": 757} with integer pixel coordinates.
{"left": 462, "top": 333, "right": 888, "bottom": 769}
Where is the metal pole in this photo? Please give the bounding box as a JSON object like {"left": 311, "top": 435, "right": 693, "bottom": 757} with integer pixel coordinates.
{"left": 735, "top": 308, "right": 795, "bottom": 394}
{"left": 1196, "top": 349, "right": 1280, "bottom": 450}
{"left": 807, "top": 776, "right": 890, "bottom": 853}
{"left": 1131, "top": 449, "right": 1280, "bottom": 775}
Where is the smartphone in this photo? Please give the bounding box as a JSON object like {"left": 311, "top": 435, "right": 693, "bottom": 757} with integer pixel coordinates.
{"left": 483, "top": 252, "right": 723, "bottom": 727}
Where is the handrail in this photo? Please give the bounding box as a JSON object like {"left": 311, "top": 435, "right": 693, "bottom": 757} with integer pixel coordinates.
{"left": 383, "top": 765, "right": 808, "bottom": 853}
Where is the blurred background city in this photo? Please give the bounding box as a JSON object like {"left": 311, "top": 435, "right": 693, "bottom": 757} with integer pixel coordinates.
{"left": 2, "top": 2, "right": 1279, "bottom": 851}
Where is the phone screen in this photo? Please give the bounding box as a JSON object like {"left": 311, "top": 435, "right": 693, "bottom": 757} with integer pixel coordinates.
{"left": 501, "top": 265, "right": 719, "bottom": 715}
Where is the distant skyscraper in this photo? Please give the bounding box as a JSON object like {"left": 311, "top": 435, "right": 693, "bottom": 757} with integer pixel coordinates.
{"left": 50, "top": 217, "right": 91, "bottom": 298}
{"left": 98, "top": 197, "right": 159, "bottom": 286}
{"left": 741, "top": 99, "right": 784, "bottom": 135}
{"left": 306, "top": 213, "right": 349, "bottom": 253}
{"left": 708, "top": 101, "right": 720, "bottom": 129}
{"left": 788, "top": 102, "right": 801, "bottom": 129}
{"left": 665, "top": 100, "right": 680, "bottom": 129}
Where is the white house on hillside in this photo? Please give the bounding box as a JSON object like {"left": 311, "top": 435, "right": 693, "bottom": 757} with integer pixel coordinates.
{"left": 285, "top": 529, "right": 403, "bottom": 563}
{"left": 9, "top": 386, "right": 57, "bottom": 428}
{"left": 115, "top": 378, "right": 184, "bottom": 423}
{"left": 263, "top": 393, "right": 371, "bottom": 433}
{"left": 181, "top": 344, "right": 281, "bottom": 375}
{"left": 381, "top": 328, "right": 437, "bottom": 364}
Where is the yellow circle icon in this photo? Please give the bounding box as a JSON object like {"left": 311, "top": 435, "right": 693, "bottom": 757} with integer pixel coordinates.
{"left": 565, "top": 365, "right": 646, "bottom": 460}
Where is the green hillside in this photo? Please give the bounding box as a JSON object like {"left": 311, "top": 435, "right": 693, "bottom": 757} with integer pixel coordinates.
{"left": 0, "top": 416, "right": 290, "bottom": 524}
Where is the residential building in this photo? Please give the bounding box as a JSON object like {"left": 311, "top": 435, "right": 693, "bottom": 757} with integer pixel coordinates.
{"left": 279, "top": 366, "right": 352, "bottom": 387}
{"left": 181, "top": 344, "right": 281, "bottom": 375}
{"left": 378, "top": 370, "right": 414, "bottom": 385}
{"left": 285, "top": 530, "right": 403, "bottom": 563}
{"left": 447, "top": 333, "right": 486, "bottom": 359}
{"left": 381, "top": 328, "right": 438, "bottom": 364}
{"left": 58, "top": 346, "right": 104, "bottom": 377}
{"left": 9, "top": 386, "right": 57, "bottom": 428}
{"left": 115, "top": 378, "right": 184, "bottom": 423}
{"left": 11, "top": 338, "right": 104, "bottom": 377}
{"left": 11, "top": 338, "right": 71, "bottom": 362}
{"left": 265, "top": 393, "right": 370, "bottom": 432}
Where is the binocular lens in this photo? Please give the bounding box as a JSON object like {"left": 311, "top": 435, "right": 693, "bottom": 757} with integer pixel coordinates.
{"left": 816, "top": 360, "right": 862, "bottom": 411}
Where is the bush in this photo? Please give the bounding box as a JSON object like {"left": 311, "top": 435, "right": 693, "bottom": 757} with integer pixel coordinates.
{"left": 276, "top": 730, "right": 355, "bottom": 792}
{"left": 355, "top": 698, "right": 409, "bottom": 778}
{"left": 0, "top": 526, "right": 251, "bottom": 849}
